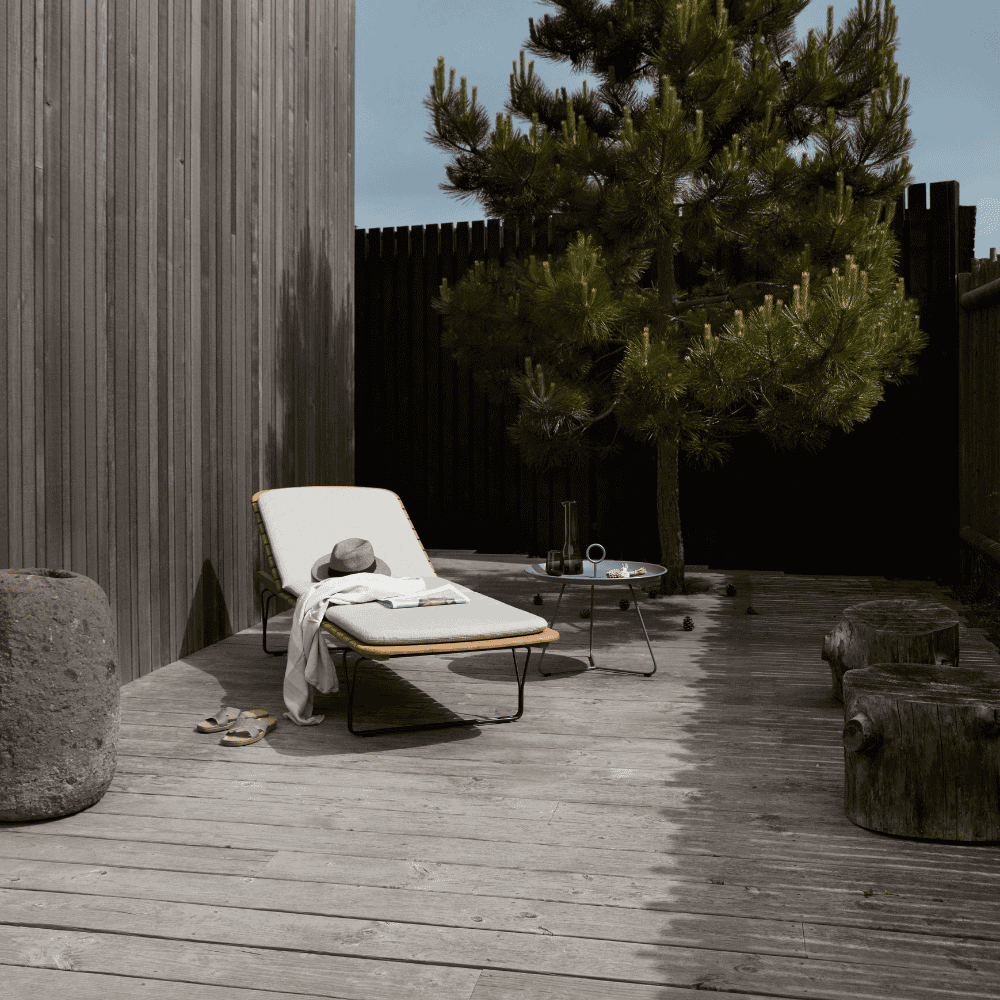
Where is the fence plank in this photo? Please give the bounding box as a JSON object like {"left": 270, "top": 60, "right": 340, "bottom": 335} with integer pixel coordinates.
{"left": 292, "top": 1, "right": 308, "bottom": 489}
{"left": 395, "top": 223, "right": 415, "bottom": 512}
{"left": 153, "top": 0, "right": 170, "bottom": 664}
{"left": 0, "top": 4, "right": 8, "bottom": 571}
{"left": 218, "top": 0, "right": 234, "bottom": 641}
{"left": 437, "top": 223, "right": 458, "bottom": 540}
{"left": 233, "top": 0, "right": 247, "bottom": 628}
{"left": 454, "top": 221, "right": 474, "bottom": 543}
{"left": 42, "top": 0, "right": 62, "bottom": 569}
{"left": 5, "top": 2, "right": 23, "bottom": 569}
{"left": 82, "top": 0, "right": 97, "bottom": 583}
{"left": 425, "top": 221, "right": 446, "bottom": 544}
{"left": 108, "top": 0, "right": 130, "bottom": 673}
{"left": 958, "top": 251, "right": 1000, "bottom": 589}
{"left": 467, "top": 220, "right": 489, "bottom": 546}
{"left": 408, "top": 225, "right": 428, "bottom": 526}
{"left": 353, "top": 228, "right": 372, "bottom": 489}
{"left": 272, "top": 0, "right": 285, "bottom": 487}
{"left": 26, "top": 0, "right": 40, "bottom": 567}
{"left": 95, "top": 0, "right": 110, "bottom": 599}
{"left": 259, "top": 0, "right": 273, "bottom": 493}
{"left": 65, "top": 0, "right": 83, "bottom": 574}
{"left": 169, "top": 0, "right": 187, "bottom": 657}
{"left": 136, "top": 0, "right": 154, "bottom": 675}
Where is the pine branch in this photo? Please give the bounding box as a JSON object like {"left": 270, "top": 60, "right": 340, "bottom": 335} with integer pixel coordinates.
{"left": 585, "top": 399, "right": 619, "bottom": 426}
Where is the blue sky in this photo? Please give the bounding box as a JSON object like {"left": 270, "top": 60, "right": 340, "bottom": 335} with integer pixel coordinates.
{"left": 356, "top": 0, "right": 999, "bottom": 261}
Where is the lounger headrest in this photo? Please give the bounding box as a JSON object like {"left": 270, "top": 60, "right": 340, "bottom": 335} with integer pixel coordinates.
{"left": 255, "top": 487, "right": 435, "bottom": 594}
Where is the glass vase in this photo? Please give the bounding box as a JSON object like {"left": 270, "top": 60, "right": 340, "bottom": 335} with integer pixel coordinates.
{"left": 561, "top": 500, "right": 583, "bottom": 575}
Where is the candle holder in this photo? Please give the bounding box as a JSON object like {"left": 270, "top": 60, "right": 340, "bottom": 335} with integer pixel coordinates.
{"left": 586, "top": 543, "right": 605, "bottom": 576}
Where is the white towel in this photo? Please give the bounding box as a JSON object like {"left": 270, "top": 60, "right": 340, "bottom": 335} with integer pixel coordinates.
{"left": 282, "top": 574, "right": 428, "bottom": 726}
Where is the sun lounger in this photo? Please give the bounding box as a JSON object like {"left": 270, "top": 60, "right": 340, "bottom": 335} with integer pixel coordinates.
{"left": 251, "top": 487, "right": 559, "bottom": 736}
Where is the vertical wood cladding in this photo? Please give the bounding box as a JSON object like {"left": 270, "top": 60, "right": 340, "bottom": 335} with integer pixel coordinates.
{"left": 1, "top": 0, "right": 355, "bottom": 680}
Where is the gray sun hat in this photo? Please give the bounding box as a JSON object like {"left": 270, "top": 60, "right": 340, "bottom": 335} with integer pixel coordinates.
{"left": 311, "top": 537, "right": 392, "bottom": 582}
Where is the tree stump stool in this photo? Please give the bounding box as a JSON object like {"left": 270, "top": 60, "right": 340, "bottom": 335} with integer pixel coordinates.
{"left": 821, "top": 598, "right": 959, "bottom": 702}
{"left": 842, "top": 664, "right": 1000, "bottom": 841}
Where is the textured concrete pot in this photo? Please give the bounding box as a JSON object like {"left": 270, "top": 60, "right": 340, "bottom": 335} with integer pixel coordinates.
{"left": 0, "top": 569, "right": 120, "bottom": 821}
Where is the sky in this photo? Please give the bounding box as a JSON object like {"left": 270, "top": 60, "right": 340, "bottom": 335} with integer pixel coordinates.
{"left": 355, "top": 0, "right": 1000, "bottom": 262}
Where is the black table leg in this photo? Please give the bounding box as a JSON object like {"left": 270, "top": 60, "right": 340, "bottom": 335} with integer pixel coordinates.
{"left": 538, "top": 580, "right": 657, "bottom": 676}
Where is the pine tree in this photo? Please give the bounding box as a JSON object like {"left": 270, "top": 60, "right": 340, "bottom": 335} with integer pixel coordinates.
{"left": 423, "top": 0, "right": 924, "bottom": 593}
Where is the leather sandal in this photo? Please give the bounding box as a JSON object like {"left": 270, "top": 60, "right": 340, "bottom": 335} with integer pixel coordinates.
{"left": 196, "top": 706, "right": 269, "bottom": 733}
{"left": 219, "top": 714, "right": 277, "bottom": 747}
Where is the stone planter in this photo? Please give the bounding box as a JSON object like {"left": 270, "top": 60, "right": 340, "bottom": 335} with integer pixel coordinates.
{"left": 0, "top": 569, "right": 120, "bottom": 821}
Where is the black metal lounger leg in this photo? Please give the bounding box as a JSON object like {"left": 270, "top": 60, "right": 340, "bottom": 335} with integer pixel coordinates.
{"left": 344, "top": 646, "right": 533, "bottom": 737}
{"left": 260, "top": 589, "right": 288, "bottom": 656}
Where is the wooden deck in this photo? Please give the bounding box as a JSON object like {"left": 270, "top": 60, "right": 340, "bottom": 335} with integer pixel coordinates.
{"left": 2, "top": 554, "right": 999, "bottom": 999}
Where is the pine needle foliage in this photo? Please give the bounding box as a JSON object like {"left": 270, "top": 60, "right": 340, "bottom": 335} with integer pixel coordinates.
{"left": 423, "top": 0, "right": 924, "bottom": 578}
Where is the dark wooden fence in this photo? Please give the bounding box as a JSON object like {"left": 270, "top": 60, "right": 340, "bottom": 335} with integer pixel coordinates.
{"left": 683, "top": 181, "right": 974, "bottom": 583}
{"left": 957, "top": 250, "right": 1000, "bottom": 596}
{"left": 354, "top": 214, "right": 663, "bottom": 563}
{"left": 356, "top": 181, "right": 976, "bottom": 582}
{"left": 0, "top": 0, "right": 355, "bottom": 682}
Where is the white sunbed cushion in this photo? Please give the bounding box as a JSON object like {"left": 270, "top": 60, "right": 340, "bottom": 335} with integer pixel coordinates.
{"left": 256, "top": 487, "right": 549, "bottom": 645}
{"left": 286, "top": 575, "right": 549, "bottom": 646}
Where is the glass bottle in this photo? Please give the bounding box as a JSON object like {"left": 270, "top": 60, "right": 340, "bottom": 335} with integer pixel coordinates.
{"left": 561, "top": 500, "right": 583, "bottom": 575}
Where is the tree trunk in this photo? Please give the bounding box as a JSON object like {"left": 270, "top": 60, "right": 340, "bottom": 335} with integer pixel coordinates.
{"left": 657, "top": 228, "right": 676, "bottom": 312}
{"left": 842, "top": 663, "right": 1000, "bottom": 841}
{"left": 656, "top": 427, "right": 685, "bottom": 594}
{"left": 654, "top": 218, "right": 684, "bottom": 594}
{"left": 822, "top": 598, "right": 959, "bottom": 702}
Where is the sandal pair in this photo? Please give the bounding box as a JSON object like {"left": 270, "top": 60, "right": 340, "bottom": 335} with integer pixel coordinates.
{"left": 196, "top": 707, "right": 276, "bottom": 746}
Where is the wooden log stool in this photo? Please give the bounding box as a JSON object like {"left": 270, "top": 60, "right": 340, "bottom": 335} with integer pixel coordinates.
{"left": 822, "top": 598, "right": 959, "bottom": 702}
{"left": 842, "top": 664, "right": 1000, "bottom": 841}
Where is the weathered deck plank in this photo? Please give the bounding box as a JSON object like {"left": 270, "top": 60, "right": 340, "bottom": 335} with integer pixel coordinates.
{"left": 0, "top": 888, "right": 994, "bottom": 999}
{"left": 469, "top": 969, "right": 777, "bottom": 999}
{"left": 1, "top": 561, "right": 999, "bottom": 999}
{"left": 0, "top": 967, "right": 327, "bottom": 1000}
{"left": 0, "top": 925, "right": 480, "bottom": 1000}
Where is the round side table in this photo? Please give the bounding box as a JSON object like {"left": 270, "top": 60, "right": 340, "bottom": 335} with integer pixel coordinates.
{"left": 524, "top": 548, "right": 666, "bottom": 676}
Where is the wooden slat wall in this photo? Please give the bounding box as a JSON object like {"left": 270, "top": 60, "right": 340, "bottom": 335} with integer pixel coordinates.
{"left": 0, "top": 0, "right": 355, "bottom": 682}
{"left": 355, "top": 182, "right": 974, "bottom": 577}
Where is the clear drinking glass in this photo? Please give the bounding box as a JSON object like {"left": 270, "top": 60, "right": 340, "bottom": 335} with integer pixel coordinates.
{"left": 545, "top": 549, "right": 564, "bottom": 576}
